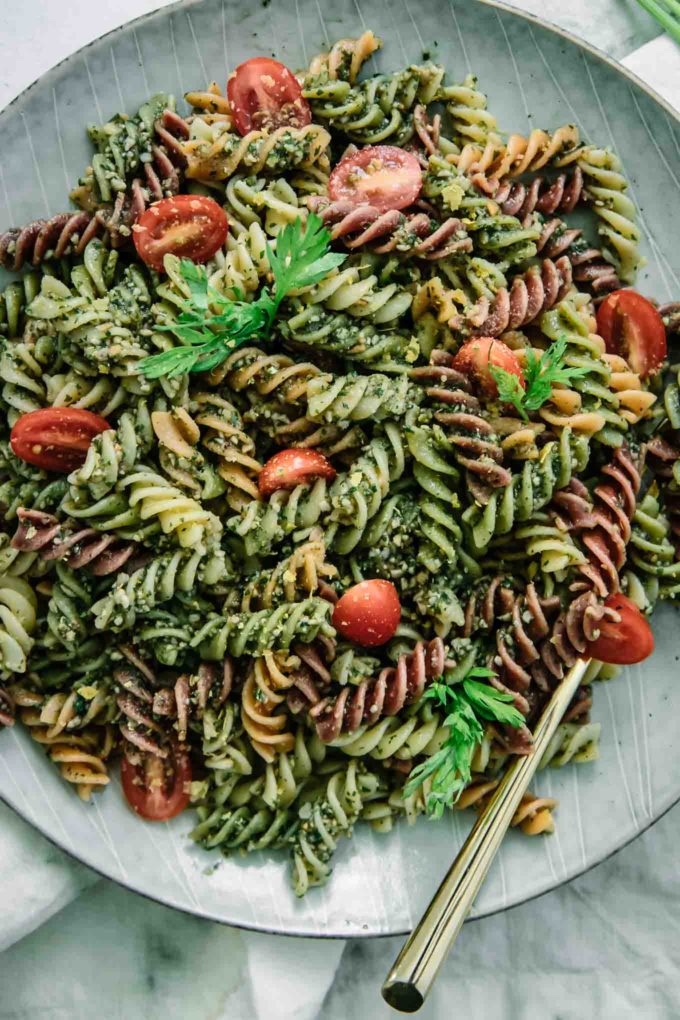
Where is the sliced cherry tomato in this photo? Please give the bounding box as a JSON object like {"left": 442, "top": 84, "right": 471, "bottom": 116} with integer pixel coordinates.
{"left": 227, "top": 57, "right": 311, "bottom": 135}
{"left": 596, "top": 289, "right": 666, "bottom": 378}
{"left": 258, "top": 449, "right": 336, "bottom": 497}
{"left": 451, "top": 336, "right": 525, "bottom": 399}
{"left": 132, "top": 195, "right": 228, "bottom": 272}
{"left": 10, "top": 408, "right": 110, "bottom": 473}
{"left": 328, "top": 145, "right": 422, "bottom": 214}
{"left": 121, "top": 744, "right": 191, "bottom": 822}
{"left": 332, "top": 579, "right": 401, "bottom": 648}
{"left": 583, "top": 593, "right": 654, "bottom": 665}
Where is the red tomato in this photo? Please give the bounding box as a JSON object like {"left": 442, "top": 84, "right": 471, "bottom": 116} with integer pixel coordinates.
{"left": 10, "top": 408, "right": 110, "bottom": 473}
{"left": 451, "top": 336, "right": 525, "bottom": 399}
{"left": 258, "top": 449, "right": 336, "bottom": 497}
{"left": 121, "top": 745, "right": 191, "bottom": 822}
{"left": 227, "top": 57, "right": 311, "bottom": 135}
{"left": 132, "top": 195, "right": 228, "bottom": 272}
{"left": 596, "top": 289, "right": 666, "bottom": 378}
{"left": 584, "top": 593, "right": 654, "bottom": 665}
{"left": 332, "top": 579, "right": 401, "bottom": 648}
{"left": 328, "top": 145, "right": 422, "bottom": 214}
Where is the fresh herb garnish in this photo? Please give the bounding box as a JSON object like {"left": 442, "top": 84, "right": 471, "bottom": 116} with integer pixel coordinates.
{"left": 490, "top": 335, "right": 590, "bottom": 421}
{"left": 139, "top": 213, "right": 346, "bottom": 379}
{"left": 403, "top": 666, "right": 525, "bottom": 818}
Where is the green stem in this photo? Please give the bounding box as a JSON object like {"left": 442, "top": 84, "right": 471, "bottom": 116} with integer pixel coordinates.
{"left": 635, "top": 0, "right": 680, "bottom": 44}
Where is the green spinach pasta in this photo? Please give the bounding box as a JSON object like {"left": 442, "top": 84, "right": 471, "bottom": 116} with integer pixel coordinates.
{"left": 0, "top": 29, "right": 676, "bottom": 896}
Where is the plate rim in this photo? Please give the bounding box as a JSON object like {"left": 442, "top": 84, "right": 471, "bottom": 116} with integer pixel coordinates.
{"left": 0, "top": 0, "right": 678, "bottom": 938}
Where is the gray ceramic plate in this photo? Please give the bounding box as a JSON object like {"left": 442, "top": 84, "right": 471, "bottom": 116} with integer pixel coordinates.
{"left": 1, "top": 0, "right": 679, "bottom": 938}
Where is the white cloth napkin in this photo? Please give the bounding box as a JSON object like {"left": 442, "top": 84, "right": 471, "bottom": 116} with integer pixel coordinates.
{"left": 0, "top": 799, "right": 344, "bottom": 1020}
{"left": 0, "top": 801, "right": 95, "bottom": 952}
{"left": 1, "top": 23, "right": 679, "bottom": 1020}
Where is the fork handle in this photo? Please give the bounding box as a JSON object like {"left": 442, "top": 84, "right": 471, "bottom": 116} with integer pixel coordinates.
{"left": 382, "top": 658, "right": 590, "bottom": 1013}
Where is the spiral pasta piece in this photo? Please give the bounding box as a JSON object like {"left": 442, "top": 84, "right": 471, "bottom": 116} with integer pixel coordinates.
{"left": 228, "top": 477, "right": 333, "bottom": 557}
{"left": 239, "top": 533, "right": 336, "bottom": 612}
{"left": 12, "top": 508, "right": 136, "bottom": 577}
{"left": 0, "top": 684, "right": 15, "bottom": 727}
{"left": 460, "top": 577, "right": 606, "bottom": 728}
{"left": 280, "top": 299, "right": 419, "bottom": 372}
{"left": 189, "top": 395, "right": 261, "bottom": 511}
{"left": 422, "top": 154, "right": 541, "bottom": 265}
{"left": 456, "top": 779, "right": 557, "bottom": 835}
{"left": 331, "top": 700, "right": 447, "bottom": 762}
{"left": 241, "top": 652, "right": 300, "bottom": 762}
{"left": 0, "top": 275, "right": 44, "bottom": 346}
{"left": 118, "top": 466, "right": 222, "bottom": 549}
{"left": 540, "top": 720, "right": 601, "bottom": 769}
{"left": 410, "top": 350, "right": 511, "bottom": 493}
{"left": 200, "top": 700, "right": 254, "bottom": 777}
{"left": 461, "top": 428, "right": 590, "bottom": 552}
{"left": 329, "top": 423, "right": 406, "bottom": 552}
{"left": 151, "top": 406, "right": 225, "bottom": 498}
{"left": 26, "top": 256, "right": 156, "bottom": 382}
{"left": 73, "top": 95, "right": 188, "bottom": 218}
{"left": 45, "top": 372, "right": 127, "bottom": 420}
{"left": 1, "top": 332, "right": 55, "bottom": 426}
{"left": 290, "top": 761, "right": 382, "bottom": 895}
{"left": 306, "top": 30, "right": 381, "bottom": 84}
{"left": 0, "top": 575, "right": 38, "bottom": 677}
{"left": 307, "top": 196, "right": 472, "bottom": 260}
{"left": 415, "top": 257, "right": 574, "bottom": 337}
{"left": 626, "top": 486, "right": 680, "bottom": 601}
{"left": 215, "top": 345, "right": 321, "bottom": 405}
{"left": 306, "top": 637, "right": 449, "bottom": 742}
{"left": 469, "top": 165, "right": 622, "bottom": 295}
{"left": 0, "top": 210, "right": 127, "bottom": 270}
{"left": 453, "top": 123, "right": 581, "bottom": 180}
{"left": 575, "top": 146, "right": 642, "bottom": 284}
{"left": 553, "top": 446, "right": 641, "bottom": 597}
{"left": 91, "top": 544, "right": 228, "bottom": 630}
{"left": 294, "top": 263, "right": 413, "bottom": 324}
{"left": 12, "top": 686, "right": 114, "bottom": 800}
{"left": 305, "top": 372, "right": 416, "bottom": 425}
{"left": 645, "top": 437, "right": 680, "bottom": 556}
{"left": 111, "top": 655, "right": 168, "bottom": 758}
{"left": 192, "top": 597, "right": 335, "bottom": 660}
{"left": 489, "top": 166, "right": 585, "bottom": 221}
{"left": 303, "top": 63, "right": 441, "bottom": 146}
{"left": 485, "top": 512, "right": 586, "bottom": 577}
{"left": 183, "top": 120, "right": 330, "bottom": 181}
{"left": 436, "top": 74, "right": 498, "bottom": 147}
{"left": 539, "top": 294, "right": 628, "bottom": 446}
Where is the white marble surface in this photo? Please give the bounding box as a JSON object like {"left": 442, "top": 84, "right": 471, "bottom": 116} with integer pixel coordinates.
{"left": 1, "top": 3, "right": 679, "bottom": 1019}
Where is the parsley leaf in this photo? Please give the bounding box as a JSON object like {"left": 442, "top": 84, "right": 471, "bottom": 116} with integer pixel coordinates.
{"left": 268, "top": 213, "right": 346, "bottom": 294}
{"left": 462, "top": 678, "right": 526, "bottom": 726}
{"left": 489, "top": 363, "right": 527, "bottom": 419}
{"left": 403, "top": 665, "right": 525, "bottom": 818}
{"left": 490, "top": 334, "right": 590, "bottom": 421}
{"left": 139, "top": 214, "right": 346, "bottom": 379}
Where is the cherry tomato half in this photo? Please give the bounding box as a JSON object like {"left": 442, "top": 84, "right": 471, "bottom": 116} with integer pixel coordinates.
{"left": 132, "top": 195, "right": 229, "bottom": 272}
{"left": 10, "top": 408, "right": 111, "bottom": 473}
{"left": 596, "top": 289, "right": 666, "bottom": 379}
{"left": 227, "top": 57, "right": 311, "bottom": 136}
{"left": 328, "top": 145, "right": 422, "bottom": 214}
{"left": 332, "top": 579, "right": 401, "bottom": 648}
{"left": 121, "top": 744, "right": 191, "bottom": 822}
{"left": 258, "top": 448, "right": 336, "bottom": 497}
{"left": 451, "top": 336, "right": 525, "bottom": 399}
{"left": 583, "top": 593, "right": 654, "bottom": 665}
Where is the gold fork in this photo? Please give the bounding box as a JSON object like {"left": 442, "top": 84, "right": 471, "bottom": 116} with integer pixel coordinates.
{"left": 382, "top": 658, "right": 590, "bottom": 1013}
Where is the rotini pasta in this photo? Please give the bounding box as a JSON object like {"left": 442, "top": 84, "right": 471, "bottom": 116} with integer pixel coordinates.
{"left": 0, "top": 27, "right": 670, "bottom": 900}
